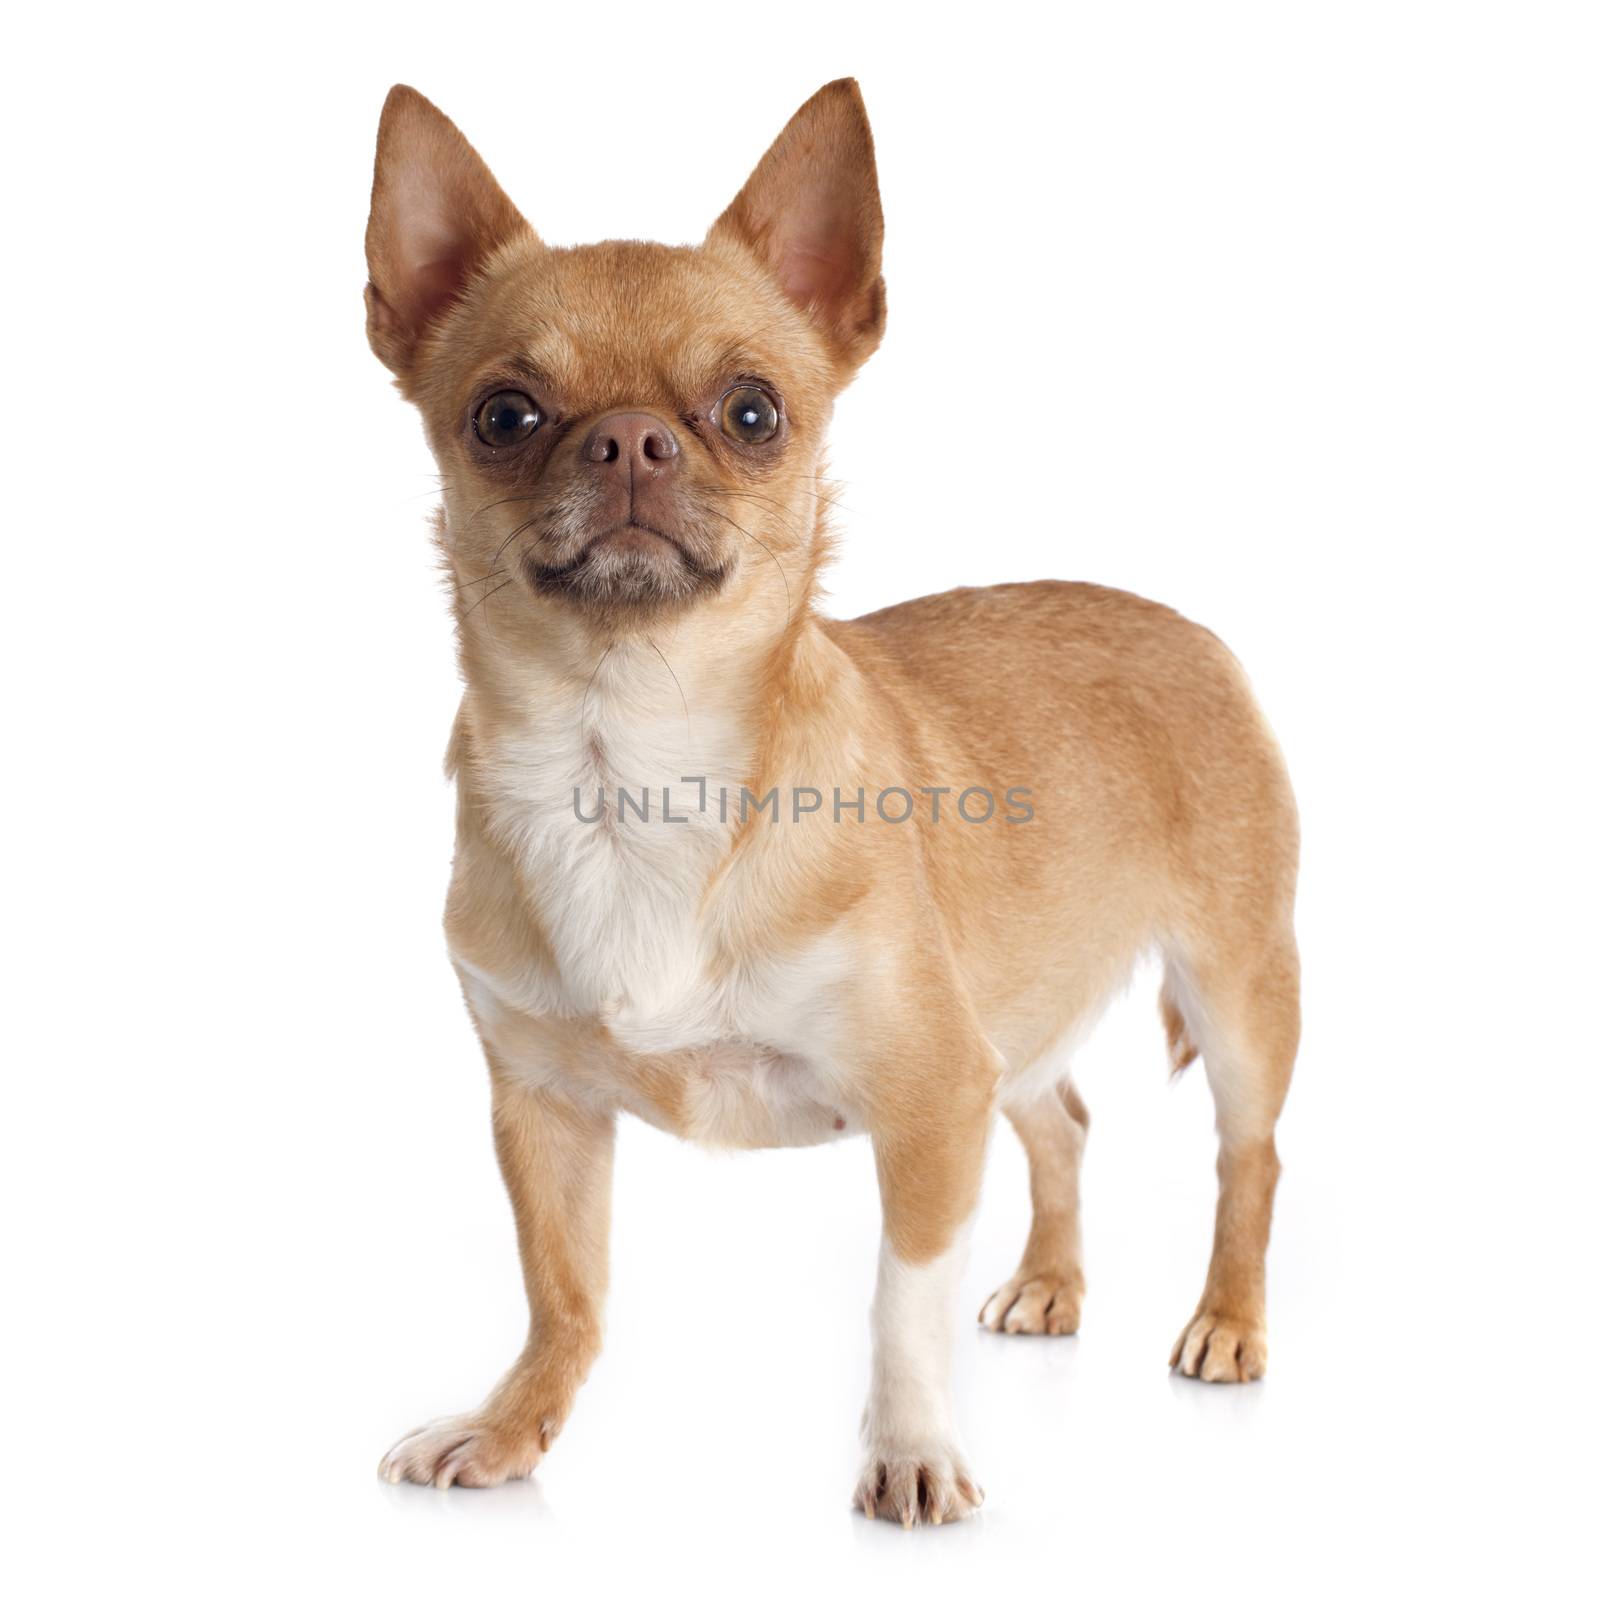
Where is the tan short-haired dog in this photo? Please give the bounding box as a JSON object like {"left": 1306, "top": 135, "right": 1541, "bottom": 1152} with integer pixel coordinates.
{"left": 367, "top": 81, "right": 1299, "bottom": 1526}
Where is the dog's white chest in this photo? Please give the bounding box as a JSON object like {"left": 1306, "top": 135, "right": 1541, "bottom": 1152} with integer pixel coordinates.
{"left": 485, "top": 715, "right": 736, "bottom": 1033}
{"left": 457, "top": 671, "right": 857, "bottom": 1146}
{"left": 457, "top": 788, "right": 855, "bottom": 1145}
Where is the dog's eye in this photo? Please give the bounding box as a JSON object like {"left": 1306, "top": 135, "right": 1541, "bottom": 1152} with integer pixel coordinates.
{"left": 718, "top": 385, "right": 780, "bottom": 446}
{"left": 474, "top": 391, "right": 542, "bottom": 448}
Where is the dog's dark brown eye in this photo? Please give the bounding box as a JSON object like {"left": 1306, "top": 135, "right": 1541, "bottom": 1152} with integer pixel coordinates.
{"left": 719, "top": 385, "right": 779, "bottom": 445}
{"left": 474, "top": 391, "right": 542, "bottom": 448}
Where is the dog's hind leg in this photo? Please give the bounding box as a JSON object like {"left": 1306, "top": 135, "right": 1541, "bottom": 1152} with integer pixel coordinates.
{"left": 978, "top": 1079, "right": 1088, "bottom": 1335}
{"left": 1166, "top": 922, "right": 1300, "bottom": 1383}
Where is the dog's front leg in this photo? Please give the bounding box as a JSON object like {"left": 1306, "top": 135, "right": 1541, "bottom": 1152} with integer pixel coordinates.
{"left": 381, "top": 1066, "right": 615, "bottom": 1488}
{"left": 854, "top": 1046, "right": 993, "bottom": 1527}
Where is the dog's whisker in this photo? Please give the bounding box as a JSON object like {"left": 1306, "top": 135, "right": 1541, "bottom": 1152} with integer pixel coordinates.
{"left": 700, "top": 489, "right": 820, "bottom": 551}
{"left": 646, "top": 638, "right": 692, "bottom": 745}
{"left": 704, "top": 484, "right": 847, "bottom": 531}
{"left": 488, "top": 514, "right": 544, "bottom": 569}
{"left": 461, "top": 577, "right": 514, "bottom": 622}
{"left": 580, "top": 642, "right": 615, "bottom": 729}
{"left": 459, "top": 493, "right": 545, "bottom": 531}
{"left": 700, "top": 506, "right": 792, "bottom": 626}
{"left": 455, "top": 567, "right": 508, "bottom": 591}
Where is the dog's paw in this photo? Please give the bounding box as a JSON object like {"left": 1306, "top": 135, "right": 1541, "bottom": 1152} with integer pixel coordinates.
{"left": 853, "top": 1448, "right": 983, "bottom": 1529}
{"left": 1170, "top": 1310, "right": 1267, "bottom": 1383}
{"left": 378, "top": 1413, "right": 549, "bottom": 1488}
{"left": 978, "top": 1269, "right": 1083, "bottom": 1335}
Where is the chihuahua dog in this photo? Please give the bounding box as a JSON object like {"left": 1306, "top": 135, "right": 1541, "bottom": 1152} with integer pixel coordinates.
{"left": 367, "top": 80, "right": 1299, "bottom": 1526}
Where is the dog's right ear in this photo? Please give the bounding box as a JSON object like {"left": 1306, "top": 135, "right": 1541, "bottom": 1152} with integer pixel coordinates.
{"left": 364, "top": 86, "right": 535, "bottom": 376}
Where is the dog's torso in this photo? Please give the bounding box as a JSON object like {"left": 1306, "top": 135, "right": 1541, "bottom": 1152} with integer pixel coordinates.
{"left": 443, "top": 581, "right": 1291, "bottom": 1146}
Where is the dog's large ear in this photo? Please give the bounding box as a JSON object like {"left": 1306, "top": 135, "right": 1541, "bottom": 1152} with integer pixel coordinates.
{"left": 364, "top": 86, "right": 535, "bottom": 375}
{"left": 708, "top": 79, "right": 886, "bottom": 372}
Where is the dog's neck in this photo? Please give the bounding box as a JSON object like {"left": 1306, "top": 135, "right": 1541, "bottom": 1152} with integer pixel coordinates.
{"left": 449, "top": 523, "right": 845, "bottom": 813}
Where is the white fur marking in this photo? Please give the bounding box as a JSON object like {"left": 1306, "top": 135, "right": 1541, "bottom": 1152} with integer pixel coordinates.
{"left": 862, "top": 1223, "right": 972, "bottom": 1459}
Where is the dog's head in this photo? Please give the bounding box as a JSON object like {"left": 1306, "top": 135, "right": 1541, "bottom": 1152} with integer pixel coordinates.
{"left": 364, "top": 82, "right": 884, "bottom": 632}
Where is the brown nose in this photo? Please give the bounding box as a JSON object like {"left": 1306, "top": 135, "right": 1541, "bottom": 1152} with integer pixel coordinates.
{"left": 579, "top": 411, "right": 681, "bottom": 472}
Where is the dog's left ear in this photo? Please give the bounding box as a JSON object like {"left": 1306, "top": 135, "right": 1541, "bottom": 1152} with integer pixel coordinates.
{"left": 364, "top": 85, "right": 536, "bottom": 376}
{"left": 708, "top": 79, "right": 886, "bottom": 373}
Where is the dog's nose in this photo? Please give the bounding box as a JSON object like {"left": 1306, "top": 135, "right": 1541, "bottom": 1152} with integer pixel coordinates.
{"left": 579, "top": 411, "right": 681, "bottom": 471}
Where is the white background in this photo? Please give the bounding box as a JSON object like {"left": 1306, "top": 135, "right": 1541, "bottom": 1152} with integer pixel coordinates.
{"left": 5, "top": 3, "right": 1597, "bottom": 1595}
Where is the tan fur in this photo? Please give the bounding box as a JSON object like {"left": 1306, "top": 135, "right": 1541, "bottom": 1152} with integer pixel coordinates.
{"left": 368, "top": 81, "right": 1300, "bottom": 1522}
{"left": 979, "top": 1083, "right": 1088, "bottom": 1335}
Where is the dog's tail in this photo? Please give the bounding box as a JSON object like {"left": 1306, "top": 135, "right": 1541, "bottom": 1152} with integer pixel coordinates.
{"left": 1159, "top": 965, "right": 1200, "bottom": 1077}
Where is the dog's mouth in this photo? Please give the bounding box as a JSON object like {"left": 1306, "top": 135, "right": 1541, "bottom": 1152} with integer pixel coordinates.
{"left": 526, "top": 518, "right": 728, "bottom": 608}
